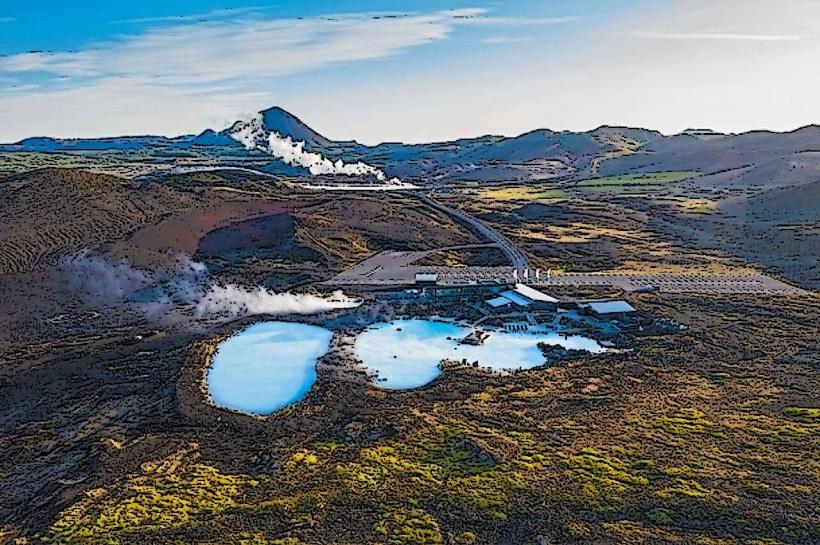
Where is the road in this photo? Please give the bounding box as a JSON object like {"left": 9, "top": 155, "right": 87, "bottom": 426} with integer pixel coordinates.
{"left": 414, "top": 193, "right": 530, "bottom": 273}
{"left": 327, "top": 192, "right": 808, "bottom": 295}
{"left": 535, "top": 272, "right": 806, "bottom": 295}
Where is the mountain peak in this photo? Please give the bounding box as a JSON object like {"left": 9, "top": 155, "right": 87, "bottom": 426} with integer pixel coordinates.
{"left": 258, "top": 107, "right": 331, "bottom": 149}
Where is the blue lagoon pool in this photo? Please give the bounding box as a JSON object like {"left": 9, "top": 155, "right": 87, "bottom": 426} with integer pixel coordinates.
{"left": 207, "top": 321, "right": 333, "bottom": 415}
{"left": 355, "top": 319, "right": 604, "bottom": 389}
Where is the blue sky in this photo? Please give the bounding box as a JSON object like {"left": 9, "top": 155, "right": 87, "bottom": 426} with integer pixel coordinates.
{"left": 0, "top": 1, "right": 818, "bottom": 142}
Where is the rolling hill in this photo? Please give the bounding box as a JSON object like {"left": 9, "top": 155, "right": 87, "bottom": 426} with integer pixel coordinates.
{"left": 2, "top": 107, "right": 819, "bottom": 189}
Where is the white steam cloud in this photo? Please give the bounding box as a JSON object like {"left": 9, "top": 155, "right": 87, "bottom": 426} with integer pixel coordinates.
{"left": 59, "top": 250, "right": 359, "bottom": 320}
{"left": 196, "top": 285, "right": 359, "bottom": 317}
{"left": 229, "top": 114, "right": 412, "bottom": 188}
{"left": 61, "top": 250, "right": 151, "bottom": 303}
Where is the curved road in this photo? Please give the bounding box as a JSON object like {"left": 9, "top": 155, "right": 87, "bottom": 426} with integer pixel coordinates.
{"left": 414, "top": 193, "right": 529, "bottom": 273}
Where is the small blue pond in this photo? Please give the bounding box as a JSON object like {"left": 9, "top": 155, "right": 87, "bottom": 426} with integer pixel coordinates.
{"left": 355, "top": 319, "right": 604, "bottom": 389}
{"left": 207, "top": 321, "right": 333, "bottom": 415}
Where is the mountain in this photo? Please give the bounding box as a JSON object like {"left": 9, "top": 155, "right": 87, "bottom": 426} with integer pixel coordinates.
{"left": 2, "top": 107, "right": 820, "bottom": 188}
{"left": 190, "top": 129, "right": 241, "bottom": 147}
{"left": 10, "top": 135, "right": 180, "bottom": 152}
{"left": 258, "top": 107, "right": 333, "bottom": 150}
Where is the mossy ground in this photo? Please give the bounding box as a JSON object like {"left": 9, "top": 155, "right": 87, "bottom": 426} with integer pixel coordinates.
{"left": 10, "top": 287, "right": 820, "bottom": 544}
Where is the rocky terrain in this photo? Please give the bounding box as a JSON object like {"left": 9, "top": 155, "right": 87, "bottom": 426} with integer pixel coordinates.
{"left": 1, "top": 110, "right": 818, "bottom": 544}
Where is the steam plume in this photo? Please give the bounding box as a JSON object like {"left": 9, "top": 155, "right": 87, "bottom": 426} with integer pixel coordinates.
{"left": 61, "top": 250, "right": 150, "bottom": 303}
{"left": 195, "top": 285, "right": 359, "bottom": 317}
{"left": 229, "top": 114, "right": 410, "bottom": 187}
{"left": 60, "top": 251, "right": 359, "bottom": 319}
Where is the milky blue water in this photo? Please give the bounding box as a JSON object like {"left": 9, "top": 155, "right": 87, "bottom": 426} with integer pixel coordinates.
{"left": 207, "top": 321, "right": 333, "bottom": 415}
{"left": 355, "top": 319, "right": 604, "bottom": 389}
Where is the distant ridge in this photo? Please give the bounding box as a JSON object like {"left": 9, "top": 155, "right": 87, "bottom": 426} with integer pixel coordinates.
{"left": 2, "top": 106, "right": 820, "bottom": 188}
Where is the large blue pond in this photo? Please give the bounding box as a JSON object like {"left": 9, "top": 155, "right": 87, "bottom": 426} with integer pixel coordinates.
{"left": 355, "top": 319, "right": 604, "bottom": 389}
{"left": 206, "top": 321, "right": 333, "bottom": 415}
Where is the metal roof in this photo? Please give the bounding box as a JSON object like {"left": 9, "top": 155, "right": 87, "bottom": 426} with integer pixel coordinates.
{"left": 415, "top": 273, "right": 439, "bottom": 282}
{"left": 499, "top": 290, "right": 533, "bottom": 307}
{"left": 514, "top": 283, "right": 559, "bottom": 303}
{"left": 486, "top": 296, "right": 513, "bottom": 308}
{"left": 586, "top": 300, "right": 637, "bottom": 314}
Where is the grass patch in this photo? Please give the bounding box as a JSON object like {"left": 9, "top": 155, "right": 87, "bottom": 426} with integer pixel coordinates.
{"left": 652, "top": 408, "right": 721, "bottom": 436}
{"left": 656, "top": 478, "right": 713, "bottom": 500}
{"left": 375, "top": 508, "right": 443, "bottom": 545}
{"left": 424, "top": 435, "right": 499, "bottom": 475}
{"left": 51, "top": 460, "right": 259, "bottom": 544}
{"left": 783, "top": 407, "right": 820, "bottom": 419}
{"left": 576, "top": 171, "right": 697, "bottom": 188}
{"left": 678, "top": 198, "right": 718, "bottom": 214}
{"left": 561, "top": 448, "right": 651, "bottom": 506}
{"left": 238, "top": 535, "right": 301, "bottom": 545}
{"left": 335, "top": 423, "right": 535, "bottom": 516}
{"left": 647, "top": 507, "right": 673, "bottom": 525}
{"left": 478, "top": 186, "right": 567, "bottom": 200}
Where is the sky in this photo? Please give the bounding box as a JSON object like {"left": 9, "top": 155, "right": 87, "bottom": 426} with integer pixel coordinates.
{"left": 0, "top": 0, "right": 818, "bottom": 143}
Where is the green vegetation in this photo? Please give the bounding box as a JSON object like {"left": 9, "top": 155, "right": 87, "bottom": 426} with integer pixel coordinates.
{"left": 783, "top": 406, "right": 820, "bottom": 419}
{"left": 478, "top": 185, "right": 567, "bottom": 200}
{"left": 375, "top": 508, "right": 443, "bottom": 544}
{"left": 576, "top": 171, "right": 697, "bottom": 187}
{"left": 652, "top": 408, "right": 718, "bottom": 436}
{"left": 646, "top": 507, "right": 673, "bottom": 525}
{"left": 51, "top": 458, "right": 259, "bottom": 544}
{"left": 574, "top": 171, "right": 697, "bottom": 193}
{"left": 561, "top": 448, "right": 651, "bottom": 506}
{"left": 656, "top": 478, "right": 713, "bottom": 500}
{"left": 335, "top": 422, "right": 534, "bottom": 518}
{"left": 238, "top": 535, "right": 301, "bottom": 545}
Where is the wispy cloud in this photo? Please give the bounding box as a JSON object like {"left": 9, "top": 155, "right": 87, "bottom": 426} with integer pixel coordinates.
{"left": 0, "top": 6, "right": 575, "bottom": 142}
{"left": 1, "top": 83, "right": 39, "bottom": 93}
{"left": 0, "top": 8, "right": 486, "bottom": 86}
{"left": 628, "top": 31, "right": 803, "bottom": 42}
{"left": 483, "top": 36, "right": 535, "bottom": 45}
{"left": 112, "top": 6, "right": 269, "bottom": 25}
{"left": 0, "top": 16, "right": 14, "bottom": 23}
{"left": 459, "top": 15, "right": 578, "bottom": 26}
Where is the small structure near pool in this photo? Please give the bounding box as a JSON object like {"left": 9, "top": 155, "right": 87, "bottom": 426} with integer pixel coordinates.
{"left": 580, "top": 300, "right": 637, "bottom": 317}
{"left": 414, "top": 273, "right": 439, "bottom": 285}
{"left": 485, "top": 283, "right": 559, "bottom": 312}
{"left": 486, "top": 295, "right": 514, "bottom": 311}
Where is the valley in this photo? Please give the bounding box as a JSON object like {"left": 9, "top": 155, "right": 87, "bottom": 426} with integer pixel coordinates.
{"left": 0, "top": 109, "right": 818, "bottom": 545}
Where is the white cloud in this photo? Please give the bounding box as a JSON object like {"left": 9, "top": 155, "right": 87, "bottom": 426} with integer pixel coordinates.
{"left": 276, "top": 0, "right": 820, "bottom": 143}
{"left": 0, "top": 8, "right": 489, "bottom": 141}
{"left": 483, "top": 36, "right": 535, "bottom": 45}
{"left": 112, "top": 6, "right": 268, "bottom": 25}
{"left": 0, "top": 78, "right": 270, "bottom": 141}
{"left": 0, "top": 6, "right": 581, "bottom": 141}
{"left": 454, "top": 14, "right": 578, "bottom": 26}
{"left": 628, "top": 31, "right": 803, "bottom": 42}
{"left": 0, "top": 9, "right": 485, "bottom": 85}
{"left": 1, "top": 0, "right": 817, "bottom": 143}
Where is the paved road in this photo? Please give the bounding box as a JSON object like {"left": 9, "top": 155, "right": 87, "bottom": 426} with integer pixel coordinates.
{"left": 414, "top": 193, "right": 530, "bottom": 273}
{"left": 535, "top": 272, "right": 806, "bottom": 295}
{"left": 327, "top": 255, "right": 807, "bottom": 294}
{"left": 326, "top": 192, "right": 809, "bottom": 295}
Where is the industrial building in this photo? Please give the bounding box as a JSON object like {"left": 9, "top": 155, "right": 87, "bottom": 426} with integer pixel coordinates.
{"left": 414, "top": 273, "right": 439, "bottom": 286}
{"left": 579, "top": 300, "right": 637, "bottom": 317}
{"left": 484, "top": 284, "right": 559, "bottom": 312}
